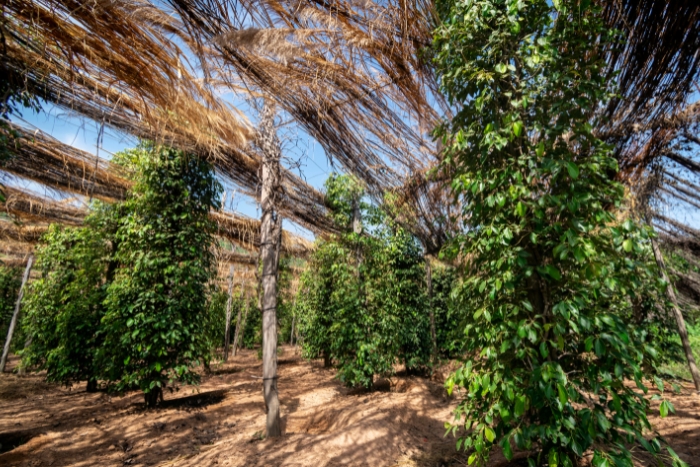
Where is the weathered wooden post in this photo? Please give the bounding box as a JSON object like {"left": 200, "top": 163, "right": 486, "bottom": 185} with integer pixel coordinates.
{"left": 231, "top": 287, "right": 244, "bottom": 357}
{"left": 1, "top": 255, "right": 34, "bottom": 373}
{"left": 426, "top": 256, "right": 438, "bottom": 364}
{"left": 258, "top": 102, "right": 282, "bottom": 436}
{"left": 223, "top": 265, "right": 235, "bottom": 361}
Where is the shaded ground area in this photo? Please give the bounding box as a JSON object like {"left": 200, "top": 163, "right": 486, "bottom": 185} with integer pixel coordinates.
{"left": 0, "top": 347, "right": 698, "bottom": 467}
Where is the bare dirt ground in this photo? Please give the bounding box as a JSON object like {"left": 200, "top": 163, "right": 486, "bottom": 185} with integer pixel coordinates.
{"left": 0, "top": 347, "right": 698, "bottom": 467}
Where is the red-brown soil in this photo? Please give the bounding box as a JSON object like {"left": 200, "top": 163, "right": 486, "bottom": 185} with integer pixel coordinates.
{"left": 0, "top": 347, "right": 698, "bottom": 467}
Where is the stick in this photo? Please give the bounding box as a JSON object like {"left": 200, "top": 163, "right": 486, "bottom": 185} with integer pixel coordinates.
{"left": 223, "top": 265, "right": 234, "bottom": 362}
{"left": 1, "top": 255, "right": 34, "bottom": 373}
{"left": 231, "top": 287, "right": 244, "bottom": 357}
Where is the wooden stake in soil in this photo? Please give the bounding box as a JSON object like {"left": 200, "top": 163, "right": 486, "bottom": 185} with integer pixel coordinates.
{"left": 290, "top": 313, "right": 295, "bottom": 346}
{"left": 426, "top": 257, "right": 438, "bottom": 364}
{"left": 223, "top": 265, "right": 235, "bottom": 361}
{"left": 651, "top": 236, "right": 700, "bottom": 392}
{"left": 258, "top": 102, "right": 282, "bottom": 437}
{"left": 0, "top": 255, "right": 34, "bottom": 373}
{"left": 236, "top": 295, "right": 250, "bottom": 355}
{"left": 231, "top": 288, "right": 244, "bottom": 357}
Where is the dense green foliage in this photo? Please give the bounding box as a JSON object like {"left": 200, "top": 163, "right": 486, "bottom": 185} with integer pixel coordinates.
{"left": 22, "top": 144, "right": 221, "bottom": 405}
{"left": 100, "top": 146, "right": 221, "bottom": 405}
{"left": 296, "top": 174, "right": 431, "bottom": 387}
{"left": 430, "top": 266, "right": 462, "bottom": 358}
{"left": 23, "top": 218, "right": 111, "bottom": 390}
{"left": 433, "top": 1, "right": 684, "bottom": 465}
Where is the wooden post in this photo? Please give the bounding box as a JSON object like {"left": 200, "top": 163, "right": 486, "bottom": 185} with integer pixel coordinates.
{"left": 290, "top": 314, "right": 295, "bottom": 346}
{"left": 651, "top": 236, "right": 700, "bottom": 392}
{"left": 236, "top": 295, "right": 250, "bottom": 354}
{"left": 426, "top": 257, "right": 438, "bottom": 364}
{"left": 1, "top": 255, "right": 34, "bottom": 373}
{"left": 231, "top": 287, "right": 244, "bottom": 357}
{"left": 258, "top": 102, "right": 282, "bottom": 437}
{"left": 223, "top": 265, "right": 235, "bottom": 362}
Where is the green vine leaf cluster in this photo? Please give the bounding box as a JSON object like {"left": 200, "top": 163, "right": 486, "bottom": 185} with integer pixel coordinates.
{"left": 295, "top": 174, "right": 433, "bottom": 387}
{"left": 22, "top": 144, "right": 222, "bottom": 405}
{"left": 23, "top": 214, "right": 112, "bottom": 390}
{"left": 432, "top": 0, "right": 685, "bottom": 465}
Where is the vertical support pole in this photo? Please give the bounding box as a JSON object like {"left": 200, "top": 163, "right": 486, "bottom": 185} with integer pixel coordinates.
{"left": 258, "top": 102, "right": 282, "bottom": 437}
{"left": 426, "top": 257, "right": 437, "bottom": 364}
{"left": 1, "top": 255, "right": 34, "bottom": 373}
{"left": 223, "top": 265, "right": 235, "bottom": 362}
{"left": 290, "top": 314, "right": 295, "bottom": 346}
{"left": 236, "top": 295, "right": 250, "bottom": 354}
{"left": 651, "top": 236, "right": 700, "bottom": 392}
{"left": 231, "top": 287, "right": 244, "bottom": 357}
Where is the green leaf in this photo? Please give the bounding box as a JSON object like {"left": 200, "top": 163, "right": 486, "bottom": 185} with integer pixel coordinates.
{"left": 513, "top": 121, "right": 524, "bottom": 137}
{"left": 484, "top": 426, "right": 496, "bottom": 443}
{"left": 501, "top": 436, "right": 513, "bottom": 460}
{"left": 536, "top": 142, "right": 544, "bottom": 158}
{"left": 557, "top": 384, "right": 568, "bottom": 405}
{"left": 545, "top": 265, "right": 561, "bottom": 281}
{"left": 660, "top": 400, "right": 674, "bottom": 418}
{"left": 515, "top": 396, "right": 526, "bottom": 417}
{"left": 495, "top": 63, "right": 507, "bottom": 74}
{"left": 566, "top": 162, "right": 579, "bottom": 179}
{"left": 622, "top": 239, "right": 633, "bottom": 252}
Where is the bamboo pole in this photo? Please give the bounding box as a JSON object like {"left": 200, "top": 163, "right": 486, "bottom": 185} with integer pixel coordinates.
{"left": 650, "top": 236, "right": 700, "bottom": 392}
{"left": 223, "top": 265, "right": 235, "bottom": 362}
{"left": 0, "top": 255, "right": 34, "bottom": 373}
{"left": 258, "top": 102, "right": 282, "bottom": 437}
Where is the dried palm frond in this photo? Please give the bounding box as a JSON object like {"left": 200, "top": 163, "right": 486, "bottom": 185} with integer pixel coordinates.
{"left": 3, "top": 0, "right": 253, "bottom": 153}
{"left": 0, "top": 221, "right": 48, "bottom": 243}
{"left": 1, "top": 186, "right": 86, "bottom": 225}
{"left": 0, "top": 238, "right": 34, "bottom": 256}
{"left": 212, "top": 211, "right": 313, "bottom": 256}
{"left": 165, "top": 0, "right": 446, "bottom": 241}
{"left": 217, "top": 249, "right": 257, "bottom": 265}
{"left": 2, "top": 122, "right": 130, "bottom": 202}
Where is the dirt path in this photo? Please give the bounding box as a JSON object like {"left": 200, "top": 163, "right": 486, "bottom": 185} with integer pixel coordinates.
{"left": 0, "top": 348, "right": 698, "bottom": 467}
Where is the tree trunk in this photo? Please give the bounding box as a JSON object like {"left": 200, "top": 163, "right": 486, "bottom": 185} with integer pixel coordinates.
{"left": 0, "top": 255, "right": 33, "bottom": 373}
{"left": 258, "top": 102, "right": 282, "bottom": 437}
{"left": 231, "top": 288, "right": 244, "bottom": 357}
{"left": 144, "top": 387, "right": 162, "bottom": 407}
{"left": 426, "top": 257, "right": 438, "bottom": 364}
{"left": 223, "top": 265, "right": 235, "bottom": 361}
{"left": 86, "top": 379, "right": 98, "bottom": 393}
{"left": 650, "top": 236, "right": 700, "bottom": 392}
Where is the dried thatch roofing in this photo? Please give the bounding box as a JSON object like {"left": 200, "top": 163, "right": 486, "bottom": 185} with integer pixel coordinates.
{"left": 1, "top": 186, "right": 86, "bottom": 225}
{"left": 1, "top": 122, "right": 313, "bottom": 255}
{"left": 2, "top": 0, "right": 700, "bottom": 257}
{"left": 3, "top": 122, "right": 129, "bottom": 202}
